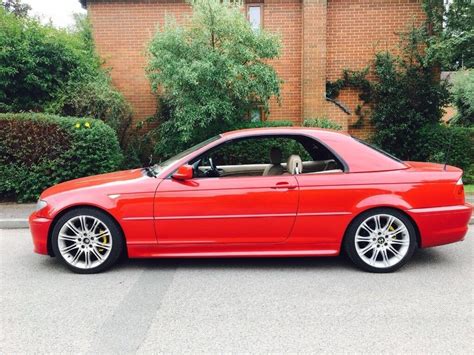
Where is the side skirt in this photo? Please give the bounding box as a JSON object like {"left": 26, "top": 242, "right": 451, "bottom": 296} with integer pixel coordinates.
{"left": 126, "top": 242, "right": 340, "bottom": 259}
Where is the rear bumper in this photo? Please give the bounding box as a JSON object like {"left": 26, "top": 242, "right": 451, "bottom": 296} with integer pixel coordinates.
{"left": 407, "top": 204, "right": 472, "bottom": 248}
{"left": 29, "top": 212, "right": 52, "bottom": 255}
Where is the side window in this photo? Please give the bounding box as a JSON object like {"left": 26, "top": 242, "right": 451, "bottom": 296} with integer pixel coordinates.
{"left": 190, "top": 135, "right": 343, "bottom": 178}
{"left": 209, "top": 137, "right": 310, "bottom": 166}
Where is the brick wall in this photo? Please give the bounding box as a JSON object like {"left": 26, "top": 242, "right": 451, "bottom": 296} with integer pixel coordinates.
{"left": 87, "top": 0, "right": 426, "bottom": 135}
{"left": 326, "top": 0, "right": 426, "bottom": 136}
{"left": 88, "top": 0, "right": 192, "bottom": 122}
{"left": 264, "top": 0, "right": 302, "bottom": 122}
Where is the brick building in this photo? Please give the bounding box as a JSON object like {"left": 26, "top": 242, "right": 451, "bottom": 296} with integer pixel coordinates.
{"left": 80, "top": 0, "right": 426, "bottom": 135}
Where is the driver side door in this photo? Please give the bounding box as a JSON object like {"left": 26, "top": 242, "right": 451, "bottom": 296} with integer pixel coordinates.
{"left": 153, "top": 136, "right": 302, "bottom": 244}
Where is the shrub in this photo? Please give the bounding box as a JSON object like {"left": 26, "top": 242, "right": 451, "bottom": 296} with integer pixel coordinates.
{"left": 416, "top": 124, "right": 473, "bottom": 182}
{"left": 0, "top": 113, "right": 123, "bottom": 202}
{"left": 0, "top": 10, "right": 132, "bottom": 140}
{"left": 450, "top": 70, "right": 474, "bottom": 126}
{"left": 148, "top": 0, "right": 281, "bottom": 159}
{"left": 232, "top": 120, "right": 294, "bottom": 130}
{"left": 303, "top": 118, "right": 342, "bottom": 130}
{"left": 0, "top": 8, "right": 81, "bottom": 112}
{"left": 50, "top": 74, "right": 133, "bottom": 143}
{"left": 326, "top": 27, "right": 450, "bottom": 161}
{"left": 46, "top": 15, "right": 133, "bottom": 142}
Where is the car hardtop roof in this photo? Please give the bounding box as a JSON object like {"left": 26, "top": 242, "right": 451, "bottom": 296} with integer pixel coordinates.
{"left": 220, "top": 126, "right": 350, "bottom": 140}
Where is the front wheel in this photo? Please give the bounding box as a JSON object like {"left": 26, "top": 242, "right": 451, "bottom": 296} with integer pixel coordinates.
{"left": 51, "top": 208, "right": 124, "bottom": 274}
{"left": 344, "top": 209, "right": 417, "bottom": 273}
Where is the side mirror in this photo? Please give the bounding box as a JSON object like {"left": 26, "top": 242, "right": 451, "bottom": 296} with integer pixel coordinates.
{"left": 172, "top": 165, "right": 193, "bottom": 180}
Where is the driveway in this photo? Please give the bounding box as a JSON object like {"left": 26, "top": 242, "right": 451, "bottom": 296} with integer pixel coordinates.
{"left": 1, "top": 228, "right": 472, "bottom": 353}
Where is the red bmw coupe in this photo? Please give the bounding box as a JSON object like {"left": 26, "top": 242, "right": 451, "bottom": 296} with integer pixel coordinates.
{"left": 29, "top": 127, "right": 472, "bottom": 273}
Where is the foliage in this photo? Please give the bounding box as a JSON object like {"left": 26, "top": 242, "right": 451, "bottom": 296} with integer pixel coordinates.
{"left": 450, "top": 70, "right": 474, "bottom": 126}
{"left": 2, "top": 0, "right": 30, "bottom": 17}
{"left": 326, "top": 68, "right": 372, "bottom": 102}
{"left": 303, "top": 118, "right": 342, "bottom": 130}
{"left": 423, "top": 0, "right": 474, "bottom": 70}
{"left": 0, "top": 10, "right": 132, "bottom": 140}
{"left": 46, "top": 15, "right": 133, "bottom": 142}
{"left": 416, "top": 124, "right": 473, "bottom": 183}
{"left": 370, "top": 50, "right": 450, "bottom": 159}
{"left": 326, "top": 27, "right": 450, "bottom": 160}
{"left": 120, "top": 121, "right": 156, "bottom": 169}
{"left": 0, "top": 113, "right": 123, "bottom": 202}
{"left": 0, "top": 8, "right": 84, "bottom": 112}
{"left": 148, "top": 0, "right": 282, "bottom": 158}
{"left": 232, "top": 120, "right": 293, "bottom": 130}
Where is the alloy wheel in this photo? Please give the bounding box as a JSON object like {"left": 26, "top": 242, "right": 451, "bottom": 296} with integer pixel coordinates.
{"left": 57, "top": 215, "right": 113, "bottom": 270}
{"left": 354, "top": 214, "right": 410, "bottom": 269}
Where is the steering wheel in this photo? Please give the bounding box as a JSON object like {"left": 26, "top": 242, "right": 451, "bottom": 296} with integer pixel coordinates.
{"left": 205, "top": 157, "right": 220, "bottom": 177}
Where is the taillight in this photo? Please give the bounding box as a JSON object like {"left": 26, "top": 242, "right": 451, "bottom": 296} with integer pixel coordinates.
{"left": 455, "top": 177, "right": 464, "bottom": 200}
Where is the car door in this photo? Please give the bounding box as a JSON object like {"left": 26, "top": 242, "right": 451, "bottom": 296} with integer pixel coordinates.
{"left": 154, "top": 175, "right": 299, "bottom": 244}
{"left": 153, "top": 135, "right": 307, "bottom": 244}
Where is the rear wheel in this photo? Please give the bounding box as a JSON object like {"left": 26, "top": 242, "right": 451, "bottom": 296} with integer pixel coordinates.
{"left": 344, "top": 209, "right": 417, "bottom": 273}
{"left": 51, "top": 208, "right": 124, "bottom": 274}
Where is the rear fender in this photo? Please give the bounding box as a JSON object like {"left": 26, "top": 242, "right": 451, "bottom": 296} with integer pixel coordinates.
{"left": 355, "top": 194, "right": 412, "bottom": 212}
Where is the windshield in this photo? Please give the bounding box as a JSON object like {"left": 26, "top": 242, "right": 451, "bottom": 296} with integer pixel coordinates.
{"left": 152, "top": 135, "right": 221, "bottom": 173}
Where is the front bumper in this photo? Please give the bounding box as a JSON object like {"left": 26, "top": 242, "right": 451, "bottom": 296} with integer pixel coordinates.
{"left": 407, "top": 203, "right": 473, "bottom": 248}
{"left": 29, "top": 212, "right": 52, "bottom": 255}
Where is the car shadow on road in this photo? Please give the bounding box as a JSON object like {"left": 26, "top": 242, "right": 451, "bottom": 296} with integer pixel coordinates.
{"left": 112, "top": 246, "right": 454, "bottom": 273}
{"left": 37, "top": 245, "right": 456, "bottom": 274}
{"left": 120, "top": 254, "right": 355, "bottom": 272}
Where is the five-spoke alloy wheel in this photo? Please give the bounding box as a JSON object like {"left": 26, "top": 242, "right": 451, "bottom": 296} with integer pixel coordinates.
{"left": 344, "top": 208, "right": 417, "bottom": 273}
{"left": 52, "top": 208, "right": 124, "bottom": 274}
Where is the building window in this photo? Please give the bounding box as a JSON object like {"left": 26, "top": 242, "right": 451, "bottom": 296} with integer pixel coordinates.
{"left": 249, "top": 107, "right": 265, "bottom": 122}
{"left": 247, "top": 4, "right": 263, "bottom": 30}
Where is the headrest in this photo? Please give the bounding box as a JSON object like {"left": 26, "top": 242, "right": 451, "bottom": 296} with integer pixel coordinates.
{"left": 287, "top": 155, "right": 303, "bottom": 174}
{"left": 269, "top": 147, "right": 282, "bottom": 165}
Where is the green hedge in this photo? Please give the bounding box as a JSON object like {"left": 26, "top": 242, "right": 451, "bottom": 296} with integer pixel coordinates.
{"left": 303, "top": 118, "right": 342, "bottom": 130}
{"left": 0, "top": 113, "right": 123, "bottom": 202}
{"left": 416, "top": 124, "right": 474, "bottom": 183}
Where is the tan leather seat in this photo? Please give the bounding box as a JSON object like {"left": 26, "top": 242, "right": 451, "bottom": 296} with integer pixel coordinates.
{"left": 287, "top": 154, "right": 303, "bottom": 175}
{"left": 262, "top": 147, "right": 285, "bottom": 176}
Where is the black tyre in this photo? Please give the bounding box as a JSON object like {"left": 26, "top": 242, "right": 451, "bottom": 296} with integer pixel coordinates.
{"left": 344, "top": 208, "right": 417, "bottom": 273}
{"left": 51, "top": 207, "right": 124, "bottom": 274}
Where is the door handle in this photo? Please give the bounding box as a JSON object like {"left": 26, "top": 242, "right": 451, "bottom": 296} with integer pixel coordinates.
{"left": 272, "top": 182, "right": 297, "bottom": 189}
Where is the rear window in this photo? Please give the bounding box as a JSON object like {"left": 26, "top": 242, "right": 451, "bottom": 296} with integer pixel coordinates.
{"left": 352, "top": 137, "right": 406, "bottom": 164}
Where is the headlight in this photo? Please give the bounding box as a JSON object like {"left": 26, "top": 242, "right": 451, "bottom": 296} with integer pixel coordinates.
{"left": 36, "top": 200, "right": 48, "bottom": 211}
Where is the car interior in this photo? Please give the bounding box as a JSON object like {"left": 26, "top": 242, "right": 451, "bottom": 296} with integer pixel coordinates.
{"left": 189, "top": 135, "right": 345, "bottom": 178}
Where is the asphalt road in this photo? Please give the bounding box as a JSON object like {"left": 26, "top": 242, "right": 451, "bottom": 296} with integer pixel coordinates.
{"left": 1, "top": 228, "right": 472, "bottom": 354}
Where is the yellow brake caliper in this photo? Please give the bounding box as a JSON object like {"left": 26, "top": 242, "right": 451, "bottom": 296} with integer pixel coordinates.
{"left": 98, "top": 229, "right": 108, "bottom": 253}
{"left": 389, "top": 225, "right": 395, "bottom": 239}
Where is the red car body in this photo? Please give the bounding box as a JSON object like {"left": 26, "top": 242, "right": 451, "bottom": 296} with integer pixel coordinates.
{"left": 29, "top": 128, "right": 472, "bottom": 259}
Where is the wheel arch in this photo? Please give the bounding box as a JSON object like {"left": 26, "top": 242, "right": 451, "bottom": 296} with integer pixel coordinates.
{"left": 47, "top": 204, "right": 126, "bottom": 257}
{"left": 341, "top": 206, "right": 421, "bottom": 253}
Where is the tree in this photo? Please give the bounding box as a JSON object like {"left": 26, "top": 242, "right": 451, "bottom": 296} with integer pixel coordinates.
{"left": 424, "top": 0, "right": 474, "bottom": 70}
{"left": 2, "top": 0, "right": 30, "bottom": 18}
{"left": 0, "top": 9, "right": 132, "bottom": 142}
{"left": 148, "top": 0, "right": 281, "bottom": 158}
